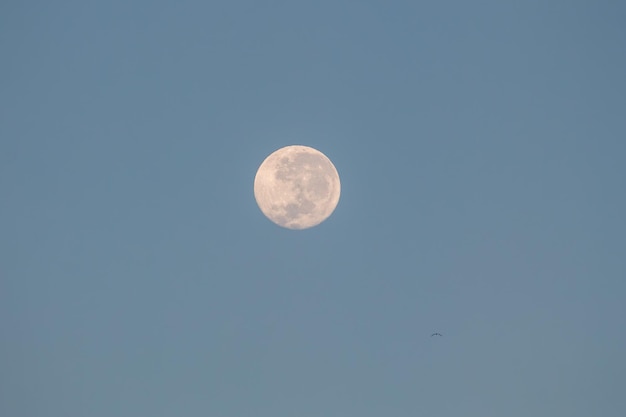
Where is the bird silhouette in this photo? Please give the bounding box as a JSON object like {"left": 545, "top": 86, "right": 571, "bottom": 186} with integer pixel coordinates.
{"left": 431, "top": 333, "right": 443, "bottom": 337}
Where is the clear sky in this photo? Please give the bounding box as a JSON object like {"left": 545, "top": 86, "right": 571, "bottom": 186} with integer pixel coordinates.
{"left": 2, "top": 1, "right": 625, "bottom": 416}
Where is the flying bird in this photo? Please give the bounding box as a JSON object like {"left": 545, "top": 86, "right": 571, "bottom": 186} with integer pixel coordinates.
{"left": 431, "top": 333, "right": 443, "bottom": 337}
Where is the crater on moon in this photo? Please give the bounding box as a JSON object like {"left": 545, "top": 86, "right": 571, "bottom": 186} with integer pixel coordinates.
{"left": 254, "top": 145, "right": 341, "bottom": 230}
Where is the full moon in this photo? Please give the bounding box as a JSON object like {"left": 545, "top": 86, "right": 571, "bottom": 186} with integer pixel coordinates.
{"left": 254, "top": 145, "right": 341, "bottom": 230}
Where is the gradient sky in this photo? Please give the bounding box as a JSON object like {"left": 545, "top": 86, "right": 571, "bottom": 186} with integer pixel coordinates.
{"left": 2, "top": 1, "right": 625, "bottom": 416}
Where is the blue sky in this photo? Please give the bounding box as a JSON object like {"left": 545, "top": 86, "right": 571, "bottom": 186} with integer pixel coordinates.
{"left": 2, "top": 1, "right": 625, "bottom": 416}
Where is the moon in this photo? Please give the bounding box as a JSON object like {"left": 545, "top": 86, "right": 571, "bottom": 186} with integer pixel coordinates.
{"left": 254, "top": 145, "right": 341, "bottom": 230}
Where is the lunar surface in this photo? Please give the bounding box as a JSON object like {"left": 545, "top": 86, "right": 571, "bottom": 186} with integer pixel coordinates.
{"left": 254, "top": 145, "right": 341, "bottom": 230}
